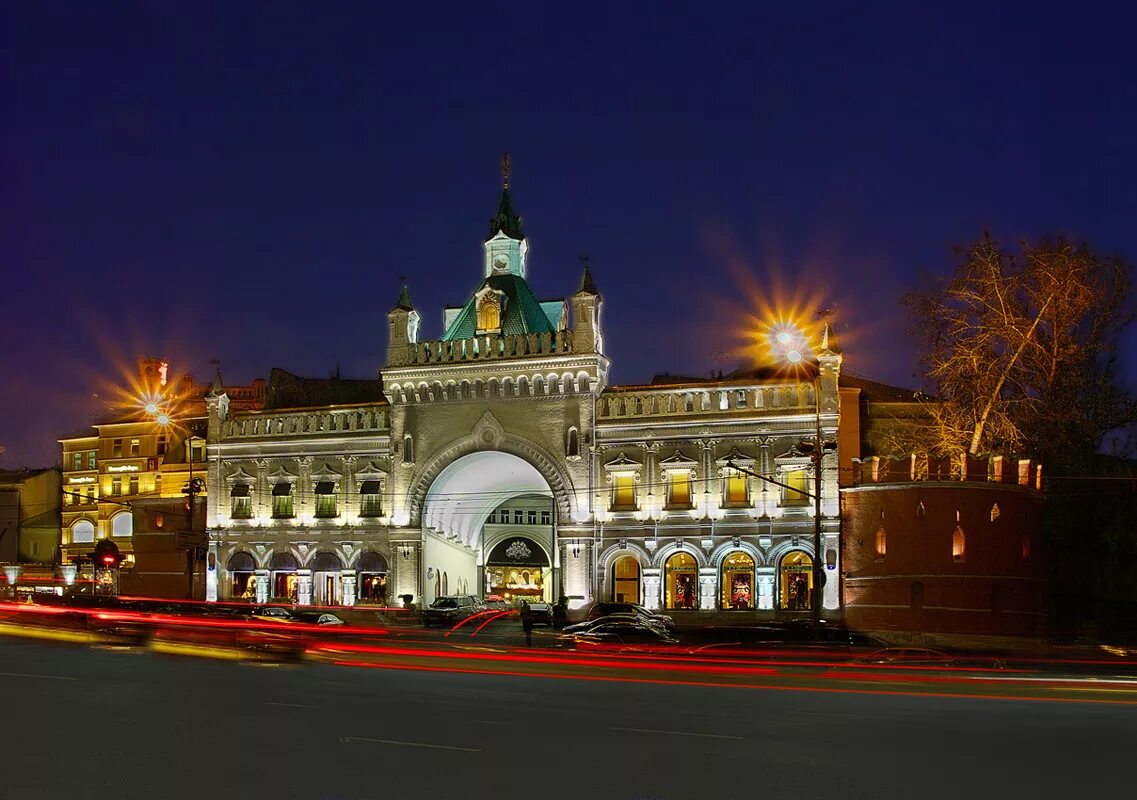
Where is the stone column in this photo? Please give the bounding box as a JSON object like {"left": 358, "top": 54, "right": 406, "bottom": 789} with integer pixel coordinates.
{"left": 823, "top": 532, "right": 840, "bottom": 611}
{"left": 644, "top": 442, "right": 660, "bottom": 518}
{"left": 254, "top": 569, "right": 270, "bottom": 604}
{"left": 342, "top": 455, "right": 357, "bottom": 521}
{"left": 205, "top": 541, "right": 219, "bottom": 602}
{"left": 296, "top": 569, "right": 312, "bottom": 606}
{"left": 757, "top": 568, "right": 775, "bottom": 611}
{"left": 341, "top": 570, "right": 357, "bottom": 607}
{"left": 757, "top": 437, "right": 773, "bottom": 517}
{"left": 642, "top": 567, "right": 662, "bottom": 611}
{"left": 297, "top": 456, "right": 313, "bottom": 523}
{"left": 255, "top": 459, "right": 269, "bottom": 521}
{"left": 698, "top": 566, "right": 717, "bottom": 610}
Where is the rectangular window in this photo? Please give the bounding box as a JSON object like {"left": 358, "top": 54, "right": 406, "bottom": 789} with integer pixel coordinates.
{"left": 87, "top": 451, "right": 96, "bottom": 470}
{"left": 666, "top": 471, "right": 691, "bottom": 508}
{"left": 725, "top": 471, "right": 748, "bottom": 505}
{"left": 155, "top": 473, "right": 162, "bottom": 494}
{"left": 486, "top": 511, "right": 496, "bottom": 524}
{"left": 230, "top": 484, "right": 252, "bottom": 519}
{"left": 86, "top": 488, "right": 95, "bottom": 504}
{"left": 540, "top": 510, "right": 551, "bottom": 525}
{"left": 112, "top": 439, "right": 123, "bottom": 458}
{"left": 31, "top": 542, "right": 39, "bottom": 557}
{"left": 157, "top": 436, "right": 167, "bottom": 456}
{"left": 191, "top": 443, "right": 205, "bottom": 463}
{"left": 231, "top": 496, "right": 252, "bottom": 519}
{"left": 314, "top": 481, "right": 337, "bottom": 518}
{"left": 128, "top": 475, "right": 139, "bottom": 496}
{"left": 527, "top": 510, "right": 537, "bottom": 525}
{"left": 782, "top": 469, "right": 809, "bottom": 505}
{"left": 69, "top": 489, "right": 80, "bottom": 505}
{"left": 130, "top": 438, "right": 140, "bottom": 457}
{"left": 112, "top": 477, "right": 122, "bottom": 496}
{"left": 72, "top": 452, "right": 82, "bottom": 471}
{"left": 359, "top": 480, "right": 382, "bottom": 518}
{"left": 499, "top": 510, "right": 508, "bottom": 523}
{"left": 271, "top": 483, "right": 294, "bottom": 518}
{"left": 514, "top": 510, "right": 524, "bottom": 524}
{"left": 613, "top": 473, "right": 636, "bottom": 509}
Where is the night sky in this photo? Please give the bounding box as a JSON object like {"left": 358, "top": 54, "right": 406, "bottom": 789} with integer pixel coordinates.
{"left": 3, "top": 2, "right": 1136, "bottom": 467}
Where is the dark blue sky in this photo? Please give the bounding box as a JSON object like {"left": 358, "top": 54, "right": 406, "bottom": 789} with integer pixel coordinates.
{"left": 3, "top": 2, "right": 1135, "bottom": 466}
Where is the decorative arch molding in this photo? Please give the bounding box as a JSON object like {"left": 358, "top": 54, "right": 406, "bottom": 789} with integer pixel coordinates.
{"left": 650, "top": 541, "right": 709, "bottom": 570}
{"left": 597, "top": 541, "right": 652, "bottom": 575}
{"left": 406, "top": 416, "right": 577, "bottom": 525}
{"left": 767, "top": 538, "right": 816, "bottom": 565}
{"left": 482, "top": 530, "right": 554, "bottom": 565}
{"left": 708, "top": 539, "right": 765, "bottom": 568}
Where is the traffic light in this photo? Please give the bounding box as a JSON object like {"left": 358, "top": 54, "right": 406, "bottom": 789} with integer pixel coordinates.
{"left": 92, "top": 539, "right": 122, "bottom": 568}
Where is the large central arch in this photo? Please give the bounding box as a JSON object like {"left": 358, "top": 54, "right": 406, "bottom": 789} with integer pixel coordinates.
{"left": 423, "top": 451, "right": 553, "bottom": 547}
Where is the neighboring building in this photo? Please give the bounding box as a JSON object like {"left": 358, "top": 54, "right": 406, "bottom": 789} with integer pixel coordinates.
{"left": 59, "top": 358, "right": 265, "bottom": 597}
{"left": 205, "top": 171, "right": 843, "bottom": 617}
{"left": 841, "top": 454, "right": 1046, "bottom": 641}
{"left": 0, "top": 468, "right": 61, "bottom": 564}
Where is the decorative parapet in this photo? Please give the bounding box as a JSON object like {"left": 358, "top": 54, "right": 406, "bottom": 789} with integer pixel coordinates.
{"left": 851, "top": 454, "right": 1043, "bottom": 490}
{"left": 221, "top": 406, "right": 389, "bottom": 439}
{"left": 391, "top": 330, "right": 574, "bottom": 366}
{"left": 597, "top": 383, "right": 815, "bottom": 421}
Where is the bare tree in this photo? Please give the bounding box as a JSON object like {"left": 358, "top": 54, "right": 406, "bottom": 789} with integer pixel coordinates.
{"left": 905, "top": 233, "right": 1134, "bottom": 470}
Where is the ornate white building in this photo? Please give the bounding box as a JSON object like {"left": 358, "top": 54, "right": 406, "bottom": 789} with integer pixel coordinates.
{"left": 204, "top": 171, "right": 842, "bottom": 616}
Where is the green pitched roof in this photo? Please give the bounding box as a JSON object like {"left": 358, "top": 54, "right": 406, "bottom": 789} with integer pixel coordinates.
{"left": 440, "top": 274, "right": 561, "bottom": 341}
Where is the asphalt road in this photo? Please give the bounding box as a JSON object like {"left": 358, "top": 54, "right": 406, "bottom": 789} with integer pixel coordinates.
{"left": 1, "top": 638, "right": 1133, "bottom": 800}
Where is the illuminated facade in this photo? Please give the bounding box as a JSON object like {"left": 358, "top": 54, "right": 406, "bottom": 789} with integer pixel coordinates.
{"left": 204, "top": 170, "right": 843, "bottom": 616}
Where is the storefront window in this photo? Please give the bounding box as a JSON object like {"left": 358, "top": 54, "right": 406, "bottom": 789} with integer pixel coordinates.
{"left": 779, "top": 551, "right": 813, "bottom": 610}
{"left": 611, "top": 555, "right": 640, "bottom": 603}
{"left": 721, "top": 551, "right": 754, "bottom": 610}
{"left": 664, "top": 551, "right": 698, "bottom": 610}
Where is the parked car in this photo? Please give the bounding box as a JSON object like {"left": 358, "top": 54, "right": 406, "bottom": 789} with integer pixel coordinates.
{"left": 521, "top": 600, "right": 553, "bottom": 626}
{"left": 289, "top": 611, "right": 345, "bottom": 626}
{"left": 563, "top": 613, "right": 670, "bottom": 636}
{"left": 561, "top": 621, "right": 681, "bottom": 654}
{"left": 422, "top": 595, "right": 480, "bottom": 627}
{"left": 249, "top": 606, "right": 293, "bottom": 620}
{"left": 584, "top": 602, "right": 676, "bottom": 632}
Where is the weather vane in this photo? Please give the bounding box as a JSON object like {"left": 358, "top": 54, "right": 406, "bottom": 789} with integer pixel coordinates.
{"left": 501, "top": 152, "right": 511, "bottom": 189}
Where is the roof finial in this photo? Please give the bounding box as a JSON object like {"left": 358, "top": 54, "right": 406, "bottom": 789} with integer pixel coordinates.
{"left": 394, "top": 276, "right": 415, "bottom": 311}
{"left": 207, "top": 358, "right": 224, "bottom": 396}
{"left": 501, "top": 152, "right": 511, "bottom": 190}
{"left": 576, "top": 254, "right": 598, "bottom": 295}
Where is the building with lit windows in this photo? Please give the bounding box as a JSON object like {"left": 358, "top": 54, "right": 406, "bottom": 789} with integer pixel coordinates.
{"left": 204, "top": 168, "right": 844, "bottom": 617}
{"left": 59, "top": 358, "right": 265, "bottom": 597}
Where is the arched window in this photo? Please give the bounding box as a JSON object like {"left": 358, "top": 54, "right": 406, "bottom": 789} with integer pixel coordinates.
{"left": 952, "top": 526, "right": 966, "bottom": 562}
{"left": 566, "top": 427, "right": 580, "bottom": 458}
{"left": 403, "top": 433, "right": 414, "bottom": 464}
{"left": 611, "top": 556, "right": 640, "bottom": 603}
{"left": 874, "top": 526, "right": 887, "bottom": 559}
{"left": 71, "top": 519, "right": 95, "bottom": 544}
{"left": 111, "top": 511, "right": 133, "bottom": 538}
{"left": 442, "top": 571, "right": 449, "bottom": 595}
{"left": 477, "top": 297, "right": 501, "bottom": 331}
{"left": 720, "top": 551, "right": 754, "bottom": 610}
{"left": 779, "top": 551, "right": 812, "bottom": 611}
{"left": 664, "top": 551, "right": 698, "bottom": 610}
{"left": 990, "top": 503, "right": 1001, "bottom": 522}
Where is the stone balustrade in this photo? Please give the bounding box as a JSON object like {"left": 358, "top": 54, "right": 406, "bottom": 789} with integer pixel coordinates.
{"left": 403, "top": 330, "right": 574, "bottom": 365}
{"left": 597, "top": 384, "right": 816, "bottom": 420}
{"left": 222, "top": 407, "right": 388, "bottom": 438}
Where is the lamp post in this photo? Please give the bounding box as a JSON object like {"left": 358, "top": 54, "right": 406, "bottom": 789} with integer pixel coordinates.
{"left": 149, "top": 407, "right": 202, "bottom": 599}
{"left": 778, "top": 328, "right": 827, "bottom": 639}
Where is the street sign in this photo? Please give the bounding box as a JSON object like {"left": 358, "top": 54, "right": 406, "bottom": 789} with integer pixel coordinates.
{"left": 175, "top": 530, "right": 207, "bottom": 549}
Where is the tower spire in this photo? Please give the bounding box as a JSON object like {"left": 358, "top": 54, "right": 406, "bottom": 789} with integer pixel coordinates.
{"left": 394, "top": 276, "right": 415, "bottom": 311}
{"left": 487, "top": 153, "right": 524, "bottom": 241}
{"left": 576, "top": 254, "right": 598, "bottom": 295}
{"left": 501, "top": 152, "right": 511, "bottom": 190}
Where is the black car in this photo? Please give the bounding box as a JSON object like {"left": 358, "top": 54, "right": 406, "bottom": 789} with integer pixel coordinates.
{"left": 422, "top": 595, "right": 480, "bottom": 627}
{"left": 584, "top": 602, "right": 676, "bottom": 632}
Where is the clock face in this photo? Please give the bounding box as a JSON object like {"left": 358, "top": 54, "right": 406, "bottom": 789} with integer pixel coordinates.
{"left": 493, "top": 254, "right": 509, "bottom": 271}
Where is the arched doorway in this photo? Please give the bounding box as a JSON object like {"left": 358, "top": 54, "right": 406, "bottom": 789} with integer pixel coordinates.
{"left": 664, "top": 551, "right": 698, "bottom": 610}
{"left": 269, "top": 552, "right": 299, "bottom": 601}
{"left": 311, "top": 551, "right": 342, "bottom": 605}
{"left": 610, "top": 555, "right": 640, "bottom": 603}
{"left": 227, "top": 551, "right": 256, "bottom": 599}
{"left": 779, "top": 551, "right": 813, "bottom": 611}
{"left": 721, "top": 551, "right": 755, "bottom": 610}
{"left": 485, "top": 536, "right": 550, "bottom": 602}
{"left": 421, "top": 450, "right": 559, "bottom": 603}
{"left": 357, "top": 551, "right": 388, "bottom": 603}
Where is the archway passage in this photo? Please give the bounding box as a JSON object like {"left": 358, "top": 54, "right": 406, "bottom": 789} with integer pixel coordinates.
{"left": 421, "top": 451, "right": 556, "bottom": 604}
{"left": 485, "top": 535, "right": 550, "bottom": 602}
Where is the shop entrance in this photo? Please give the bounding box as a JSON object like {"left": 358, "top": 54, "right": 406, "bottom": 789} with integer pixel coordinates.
{"left": 311, "top": 551, "right": 343, "bottom": 605}
{"left": 485, "top": 536, "right": 551, "bottom": 602}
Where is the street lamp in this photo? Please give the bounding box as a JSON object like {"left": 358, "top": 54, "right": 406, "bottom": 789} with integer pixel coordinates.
{"left": 770, "top": 322, "right": 829, "bottom": 639}
{"left": 144, "top": 402, "right": 202, "bottom": 599}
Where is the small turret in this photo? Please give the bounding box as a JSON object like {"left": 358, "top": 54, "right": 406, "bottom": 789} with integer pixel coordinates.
{"left": 570, "top": 256, "right": 603, "bottom": 355}
{"left": 387, "top": 281, "right": 421, "bottom": 368}
{"left": 483, "top": 153, "right": 529, "bottom": 278}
